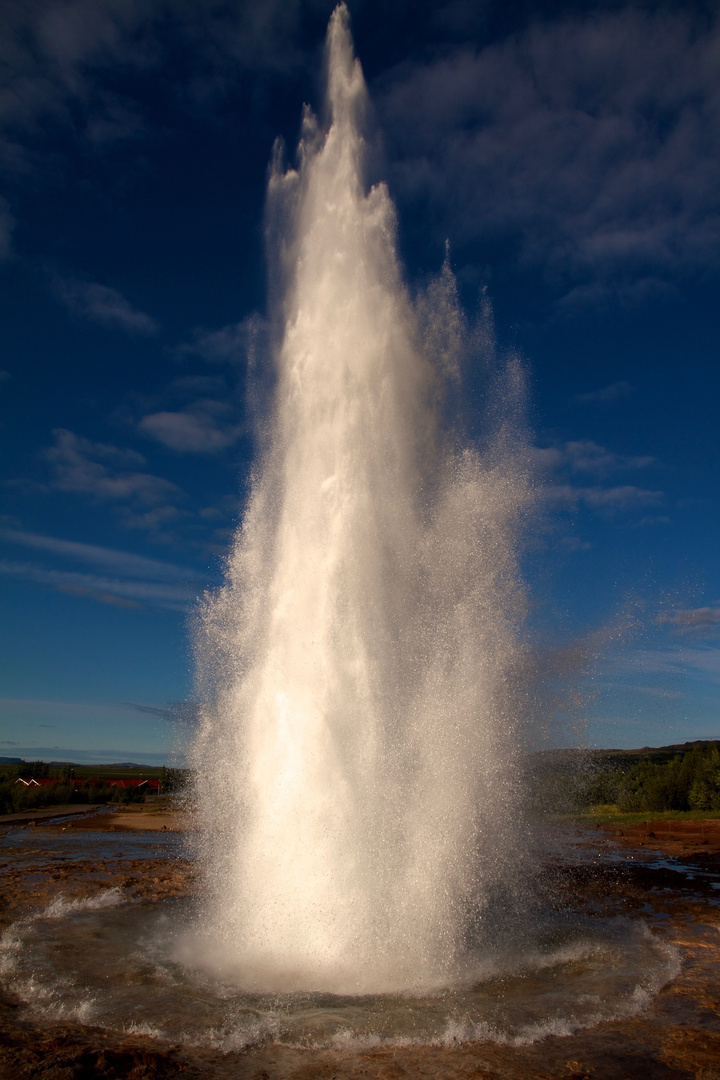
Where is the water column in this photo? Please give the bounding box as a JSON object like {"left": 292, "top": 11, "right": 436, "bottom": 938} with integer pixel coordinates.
{"left": 191, "top": 3, "right": 533, "bottom": 994}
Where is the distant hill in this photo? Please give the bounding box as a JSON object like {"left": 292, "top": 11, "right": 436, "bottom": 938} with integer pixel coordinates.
{"left": 92, "top": 762, "right": 150, "bottom": 769}
{"left": 531, "top": 739, "right": 719, "bottom": 763}
{"left": 585, "top": 740, "right": 720, "bottom": 769}
{"left": 0, "top": 760, "right": 170, "bottom": 782}
{"left": 45, "top": 760, "right": 156, "bottom": 770}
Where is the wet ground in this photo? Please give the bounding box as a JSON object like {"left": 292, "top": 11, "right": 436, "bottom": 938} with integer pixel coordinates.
{"left": 1, "top": 807, "right": 720, "bottom": 1079}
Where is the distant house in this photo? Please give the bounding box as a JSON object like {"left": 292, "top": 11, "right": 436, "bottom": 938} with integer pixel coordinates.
{"left": 98, "top": 778, "right": 161, "bottom": 793}
{"left": 15, "top": 777, "right": 79, "bottom": 788}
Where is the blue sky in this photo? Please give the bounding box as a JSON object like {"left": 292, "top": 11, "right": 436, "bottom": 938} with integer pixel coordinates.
{"left": 1, "top": 0, "right": 719, "bottom": 764}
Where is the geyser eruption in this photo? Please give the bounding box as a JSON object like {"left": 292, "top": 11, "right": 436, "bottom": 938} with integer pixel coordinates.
{"left": 0, "top": 9, "right": 683, "bottom": 1053}
{"left": 191, "top": 5, "right": 534, "bottom": 994}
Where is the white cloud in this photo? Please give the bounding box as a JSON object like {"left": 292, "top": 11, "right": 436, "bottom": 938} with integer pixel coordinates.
{"left": 118, "top": 504, "right": 187, "bottom": 534}
{"left": 171, "top": 314, "right": 270, "bottom": 443}
{"left": 0, "top": 558, "right": 198, "bottom": 610}
{"left": 535, "top": 437, "right": 661, "bottom": 518}
{"left": 563, "top": 439, "right": 654, "bottom": 477}
{"left": 0, "top": 526, "right": 201, "bottom": 581}
{"left": 138, "top": 401, "right": 243, "bottom": 453}
{"left": 0, "top": 526, "right": 206, "bottom": 610}
{"left": 633, "top": 514, "right": 671, "bottom": 529}
{"left": 177, "top": 314, "right": 269, "bottom": 365}
{"left": 630, "top": 646, "right": 720, "bottom": 683}
{"left": 46, "top": 428, "right": 181, "bottom": 506}
{"left": 534, "top": 438, "right": 656, "bottom": 477}
{"left": 53, "top": 276, "right": 159, "bottom": 335}
{"left": 659, "top": 606, "right": 720, "bottom": 636}
{"left": 579, "top": 485, "right": 663, "bottom": 512}
{"left": 546, "top": 482, "right": 663, "bottom": 515}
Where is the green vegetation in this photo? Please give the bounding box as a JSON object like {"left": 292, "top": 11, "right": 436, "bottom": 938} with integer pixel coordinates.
{"left": 159, "top": 766, "right": 190, "bottom": 793}
{"left": 0, "top": 760, "right": 165, "bottom": 782}
{"left": 66, "top": 764, "right": 165, "bottom": 780}
{"left": 580, "top": 807, "right": 720, "bottom": 825}
{"left": 0, "top": 759, "right": 192, "bottom": 815}
{"left": 0, "top": 760, "right": 52, "bottom": 780}
{"left": 527, "top": 740, "right": 720, "bottom": 818}
{"left": 583, "top": 741, "right": 720, "bottom": 813}
{"left": 0, "top": 778, "right": 146, "bottom": 816}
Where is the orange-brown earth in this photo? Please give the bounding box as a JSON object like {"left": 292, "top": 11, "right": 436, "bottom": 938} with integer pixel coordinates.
{"left": 2, "top": 809, "right": 720, "bottom": 1080}
{"left": 599, "top": 815, "right": 720, "bottom": 858}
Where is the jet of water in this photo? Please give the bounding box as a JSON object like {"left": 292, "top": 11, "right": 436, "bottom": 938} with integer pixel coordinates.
{"left": 190, "top": 3, "right": 534, "bottom": 994}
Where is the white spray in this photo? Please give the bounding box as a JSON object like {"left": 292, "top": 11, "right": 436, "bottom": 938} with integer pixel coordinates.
{"left": 190, "top": 4, "right": 534, "bottom": 994}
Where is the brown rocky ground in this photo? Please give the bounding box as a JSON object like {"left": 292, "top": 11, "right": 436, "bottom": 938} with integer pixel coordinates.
{"left": 0, "top": 805, "right": 190, "bottom": 926}
{"left": 2, "top": 809, "right": 720, "bottom": 1080}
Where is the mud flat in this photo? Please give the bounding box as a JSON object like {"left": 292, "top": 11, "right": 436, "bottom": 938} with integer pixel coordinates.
{"left": 1, "top": 809, "right": 720, "bottom": 1079}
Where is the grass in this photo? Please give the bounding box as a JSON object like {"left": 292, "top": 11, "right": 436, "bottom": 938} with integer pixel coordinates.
{"left": 577, "top": 805, "right": 720, "bottom": 826}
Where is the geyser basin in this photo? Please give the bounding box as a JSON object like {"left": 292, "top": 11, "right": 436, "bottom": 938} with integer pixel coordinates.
{"left": 0, "top": 892, "right": 679, "bottom": 1050}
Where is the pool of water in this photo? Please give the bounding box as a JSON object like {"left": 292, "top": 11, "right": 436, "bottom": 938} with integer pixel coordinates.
{"left": 0, "top": 888, "right": 679, "bottom": 1051}
{"left": 0, "top": 822, "right": 184, "bottom": 866}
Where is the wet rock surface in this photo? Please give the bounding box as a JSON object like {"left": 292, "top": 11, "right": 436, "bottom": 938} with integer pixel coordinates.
{"left": 2, "top": 811, "right": 720, "bottom": 1079}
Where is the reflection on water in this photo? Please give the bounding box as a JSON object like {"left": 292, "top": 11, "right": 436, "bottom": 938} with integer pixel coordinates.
{"left": 0, "top": 890, "right": 679, "bottom": 1051}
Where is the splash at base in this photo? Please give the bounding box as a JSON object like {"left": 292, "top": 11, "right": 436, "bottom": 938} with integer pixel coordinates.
{"left": 0, "top": 891, "right": 679, "bottom": 1050}
{"left": 190, "top": 5, "right": 534, "bottom": 994}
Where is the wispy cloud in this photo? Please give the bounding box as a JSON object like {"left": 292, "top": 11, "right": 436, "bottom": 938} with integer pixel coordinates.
{"left": 46, "top": 428, "right": 181, "bottom": 507}
{"left": 0, "top": 527, "right": 201, "bottom": 581}
{"left": 0, "top": 0, "right": 310, "bottom": 185}
{"left": 177, "top": 316, "right": 268, "bottom": 365}
{"left": 575, "top": 381, "right": 634, "bottom": 405}
{"left": 535, "top": 437, "right": 662, "bottom": 520}
{"left": 52, "top": 276, "right": 159, "bottom": 335}
{"left": 0, "top": 526, "right": 206, "bottom": 610}
{"left": 536, "top": 439, "right": 654, "bottom": 479}
{"left": 547, "top": 483, "right": 663, "bottom": 516}
{"left": 125, "top": 700, "right": 199, "bottom": 725}
{"left": 135, "top": 319, "right": 262, "bottom": 455}
{"left": 171, "top": 314, "right": 271, "bottom": 442}
{"left": 377, "top": 7, "right": 720, "bottom": 297}
{"left": 582, "top": 485, "right": 663, "bottom": 512}
{"left": 659, "top": 606, "right": 720, "bottom": 636}
{"left": 138, "top": 400, "right": 244, "bottom": 453}
{"left": 629, "top": 645, "right": 720, "bottom": 683}
{"left": 0, "top": 560, "right": 197, "bottom": 611}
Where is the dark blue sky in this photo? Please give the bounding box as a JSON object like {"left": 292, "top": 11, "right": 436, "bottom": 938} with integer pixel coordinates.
{"left": 1, "top": 0, "right": 719, "bottom": 763}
